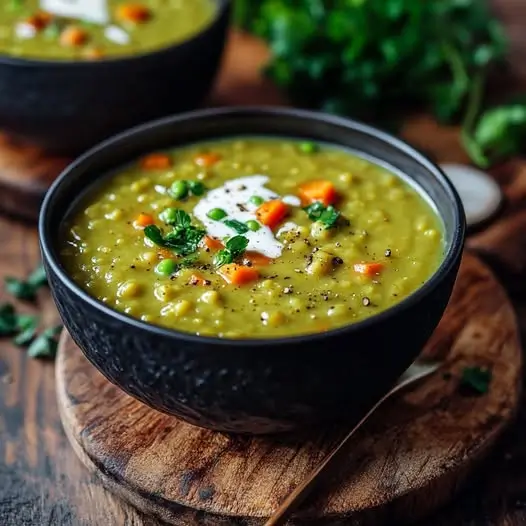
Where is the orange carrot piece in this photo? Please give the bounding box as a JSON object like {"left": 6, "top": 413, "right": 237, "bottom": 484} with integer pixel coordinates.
{"left": 26, "top": 12, "right": 53, "bottom": 30}
{"left": 353, "top": 262, "right": 384, "bottom": 277}
{"left": 188, "top": 273, "right": 210, "bottom": 286}
{"left": 243, "top": 251, "right": 273, "bottom": 266}
{"left": 59, "top": 26, "right": 89, "bottom": 47}
{"left": 133, "top": 213, "right": 155, "bottom": 229}
{"left": 140, "top": 153, "right": 171, "bottom": 170}
{"left": 204, "top": 236, "right": 224, "bottom": 251}
{"left": 298, "top": 180, "right": 338, "bottom": 206}
{"left": 116, "top": 3, "right": 151, "bottom": 23}
{"left": 194, "top": 153, "right": 221, "bottom": 168}
{"left": 255, "top": 200, "right": 288, "bottom": 229}
{"left": 218, "top": 264, "right": 260, "bottom": 285}
{"left": 83, "top": 47, "right": 104, "bottom": 60}
{"left": 158, "top": 248, "right": 173, "bottom": 259}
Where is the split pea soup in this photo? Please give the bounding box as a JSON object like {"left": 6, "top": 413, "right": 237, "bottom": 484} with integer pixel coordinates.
{"left": 60, "top": 138, "right": 444, "bottom": 339}
{"left": 0, "top": 0, "right": 215, "bottom": 60}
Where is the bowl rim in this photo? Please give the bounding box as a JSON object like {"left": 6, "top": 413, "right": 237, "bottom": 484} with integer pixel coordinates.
{"left": 39, "top": 106, "right": 466, "bottom": 348}
{"left": 0, "top": 0, "right": 230, "bottom": 68}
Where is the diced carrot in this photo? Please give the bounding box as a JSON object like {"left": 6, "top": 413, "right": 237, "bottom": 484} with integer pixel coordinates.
{"left": 353, "top": 262, "right": 384, "bottom": 277}
{"left": 243, "top": 251, "right": 273, "bottom": 266}
{"left": 316, "top": 322, "right": 331, "bottom": 333}
{"left": 140, "top": 153, "right": 171, "bottom": 170}
{"left": 218, "top": 264, "right": 260, "bottom": 285}
{"left": 256, "top": 200, "right": 288, "bottom": 229}
{"left": 116, "top": 4, "right": 151, "bottom": 23}
{"left": 158, "top": 248, "right": 173, "bottom": 259}
{"left": 60, "top": 26, "right": 89, "bottom": 47}
{"left": 298, "top": 180, "right": 338, "bottom": 206}
{"left": 133, "top": 213, "right": 155, "bottom": 229}
{"left": 194, "top": 153, "right": 221, "bottom": 168}
{"left": 204, "top": 236, "right": 224, "bottom": 251}
{"left": 188, "top": 273, "right": 210, "bottom": 286}
{"left": 83, "top": 47, "right": 104, "bottom": 60}
{"left": 26, "top": 12, "right": 53, "bottom": 30}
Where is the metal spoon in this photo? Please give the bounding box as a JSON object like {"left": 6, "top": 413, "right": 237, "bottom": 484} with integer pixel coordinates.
{"left": 265, "top": 359, "right": 442, "bottom": 526}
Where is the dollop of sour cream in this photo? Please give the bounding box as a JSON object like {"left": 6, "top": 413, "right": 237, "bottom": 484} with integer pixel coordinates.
{"left": 193, "top": 175, "right": 299, "bottom": 259}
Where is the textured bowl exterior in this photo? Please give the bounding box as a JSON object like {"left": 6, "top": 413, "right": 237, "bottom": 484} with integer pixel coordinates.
{"left": 0, "top": 1, "right": 229, "bottom": 155}
{"left": 40, "top": 108, "right": 465, "bottom": 434}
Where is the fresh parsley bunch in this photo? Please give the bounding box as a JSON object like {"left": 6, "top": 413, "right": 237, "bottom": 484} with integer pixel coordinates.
{"left": 236, "top": 0, "right": 506, "bottom": 125}
{"left": 234, "top": 0, "right": 526, "bottom": 167}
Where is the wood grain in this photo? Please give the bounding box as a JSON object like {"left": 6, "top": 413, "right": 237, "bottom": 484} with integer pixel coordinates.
{"left": 54, "top": 252, "right": 521, "bottom": 526}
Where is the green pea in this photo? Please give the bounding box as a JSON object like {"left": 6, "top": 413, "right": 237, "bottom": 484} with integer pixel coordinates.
{"left": 188, "top": 180, "right": 206, "bottom": 196}
{"left": 170, "top": 180, "right": 189, "bottom": 200}
{"left": 250, "top": 195, "right": 264, "bottom": 206}
{"left": 159, "top": 207, "right": 178, "bottom": 225}
{"left": 207, "top": 208, "right": 227, "bottom": 221}
{"left": 299, "top": 141, "right": 319, "bottom": 154}
{"left": 246, "top": 220, "right": 261, "bottom": 232}
{"left": 155, "top": 258, "right": 177, "bottom": 276}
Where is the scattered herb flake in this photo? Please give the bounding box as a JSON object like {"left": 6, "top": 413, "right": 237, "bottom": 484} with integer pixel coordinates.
{"left": 303, "top": 202, "right": 341, "bottom": 229}
{"left": 27, "top": 326, "right": 62, "bottom": 360}
{"left": 0, "top": 303, "right": 17, "bottom": 336}
{"left": 224, "top": 219, "right": 250, "bottom": 234}
{"left": 460, "top": 366, "right": 492, "bottom": 395}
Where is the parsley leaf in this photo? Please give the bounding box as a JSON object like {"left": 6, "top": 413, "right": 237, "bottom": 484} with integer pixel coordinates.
{"left": 27, "top": 326, "right": 62, "bottom": 360}
{"left": 303, "top": 203, "right": 341, "bottom": 229}
{"left": 5, "top": 277, "right": 37, "bottom": 301}
{"left": 0, "top": 303, "right": 17, "bottom": 336}
{"left": 224, "top": 219, "right": 250, "bottom": 234}
{"left": 27, "top": 264, "right": 48, "bottom": 289}
{"left": 460, "top": 366, "right": 492, "bottom": 395}
{"left": 4, "top": 263, "right": 48, "bottom": 301}
{"left": 213, "top": 236, "right": 249, "bottom": 268}
{"left": 144, "top": 210, "right": 205, "bottom": 257}
{"left": 12, "top": 314, "right": 39, "bottom": 346}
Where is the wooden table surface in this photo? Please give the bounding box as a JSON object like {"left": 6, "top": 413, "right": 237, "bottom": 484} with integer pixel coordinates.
{"left": 3, "top": 3, "right": 526, "bottom": 524}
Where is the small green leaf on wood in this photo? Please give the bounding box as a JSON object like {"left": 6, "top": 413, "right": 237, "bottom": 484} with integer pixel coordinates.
{"left": 460, "top": 366, "right": 492, "bottom": 395}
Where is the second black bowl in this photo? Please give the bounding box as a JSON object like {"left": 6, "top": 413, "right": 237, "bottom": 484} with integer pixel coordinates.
{"left": 0, "top": 0, "right": 230, "bottom": 155}
{"left": 39, "top": 107, "right": 465, "bottom": 434}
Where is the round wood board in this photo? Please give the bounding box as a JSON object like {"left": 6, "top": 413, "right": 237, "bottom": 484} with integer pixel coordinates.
{"left": 55, "top": 252, "right": 522, "bottom": 526}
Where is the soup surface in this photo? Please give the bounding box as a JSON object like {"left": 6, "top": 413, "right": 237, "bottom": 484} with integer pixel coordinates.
{"left": 0, "top": 0, "right": 215, "bottom": 60}
{"left": 61, "top": 138, "right": 444, "bottom": 338}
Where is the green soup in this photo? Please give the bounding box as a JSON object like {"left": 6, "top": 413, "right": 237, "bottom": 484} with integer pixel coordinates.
{"left": 0, "top": 0, "right": 215, "bottom": 60}
{"left": 60, "top": 138, "right": 444, "bottom": 338}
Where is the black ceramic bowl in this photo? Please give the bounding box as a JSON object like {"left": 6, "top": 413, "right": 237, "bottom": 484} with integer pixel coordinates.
{"left": 0, "top": 0, "right": 230, "bottom": 155}
{"left": 39, "top": 107, "right": 465, "bottom": 435}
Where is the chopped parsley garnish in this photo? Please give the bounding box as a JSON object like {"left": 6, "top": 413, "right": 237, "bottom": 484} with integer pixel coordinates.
{"left": 144, "top": 210, "right": 205, "bottom": 257}
{"left": 224, "top": 219, "right": 250, "bottom": 234}
{"left": 303, "top": 202, "right": 341, "bottom": 229}
{"left": 460, "top": 366, "right": 492, "bottom": 395}
{"left": 4, "top": 264, "right": 48, "bottom": 301}
{"left": 27, "top": 326, "right": 62, "bottom": 360}
{"left": 213, "top": 236, "right": 249, "bottom": 268}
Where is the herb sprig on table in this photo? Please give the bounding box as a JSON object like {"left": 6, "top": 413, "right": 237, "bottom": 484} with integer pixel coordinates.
{"left": 234, "top": 0, "right": 526, "bottom": 167}
{"left": 1, "top": 264, "right": 62, "bottom": 360}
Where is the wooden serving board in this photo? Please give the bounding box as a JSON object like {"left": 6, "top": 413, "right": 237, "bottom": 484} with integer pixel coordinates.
{"left": 55, "top": 251, "right": 522, "bottom": 526}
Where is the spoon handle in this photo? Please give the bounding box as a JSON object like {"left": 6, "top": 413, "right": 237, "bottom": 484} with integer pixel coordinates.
{"left": 264, "top": 395, "right": 387, "bottom": 526}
